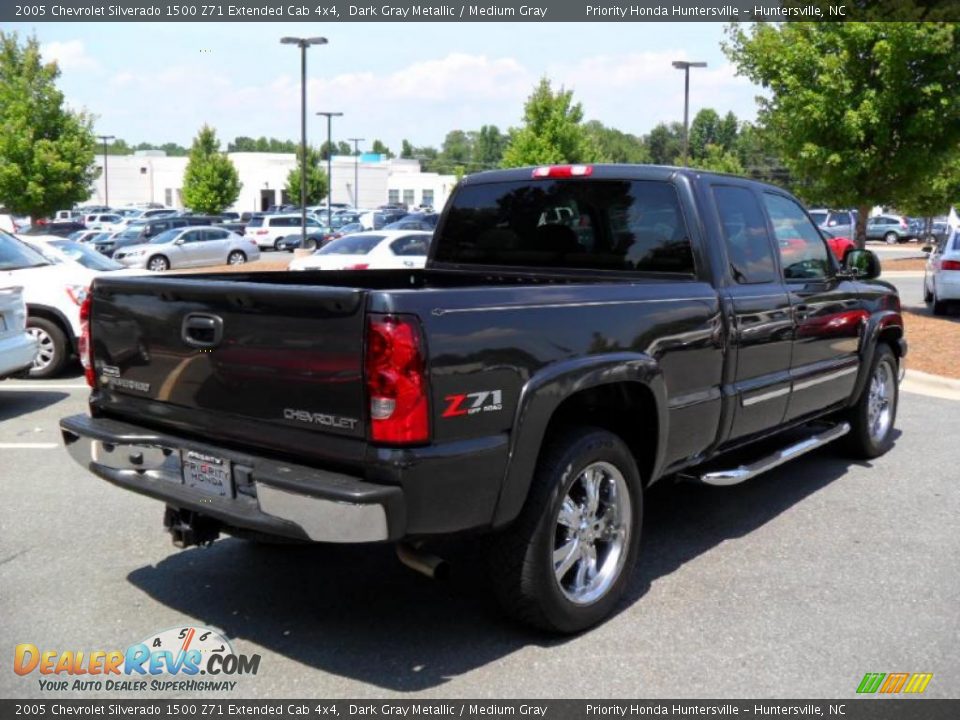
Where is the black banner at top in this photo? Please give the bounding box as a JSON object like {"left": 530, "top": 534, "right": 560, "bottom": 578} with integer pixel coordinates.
{"left": 6, "top": 1, "right": 960, "bottom": 23}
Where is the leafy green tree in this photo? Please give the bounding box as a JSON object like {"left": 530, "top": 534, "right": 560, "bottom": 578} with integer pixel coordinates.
{"left": 371, "top": 139, "right": 394, "bottom": 159}
{"left": 284, "top": 146, "right": 328, "bottom": 206}
{"left": 473, "top": 125, "right": 507, "bottom": 167}
{"left": 400, "top": 139, "right": 415, "bottom": 159}
{"left": 584, "top": 120, "right": 649, "bottom": 163}
{"left": 0, "top": 32, "right": 98, "bottom": 219}
{"left": 694, "top": 144, "right": 745, "bottom": 175}
{"left": 502, "top": 78, "right": 601, "bottom": 167}
{"left": 336, "top": 141, "right": 352, "bottom": 156}
{"left": 716, "top": 111, "right": 739, "bottom": 153}
{"left": 645, "top": 122, "right": 684, "bottom": 165}
{"left": 725, "top": 21, "right": 960, "bottom": 245}
{"left": 181, "top": 125, "right": 242, "bottom": 214}
{"left": 228, "top": 136, "right": 257, "bottom": 152}
{"left": 688, "top": 109, "right": 721, "bottom": 162}
{"left": 441, "top": 130, "right": 473, "bottom": 164}
{"left": 734, "top": 122, "right": 793, "bottom": 188}
{"left": 104, "top": 138, "right": 131, "bottom": 155}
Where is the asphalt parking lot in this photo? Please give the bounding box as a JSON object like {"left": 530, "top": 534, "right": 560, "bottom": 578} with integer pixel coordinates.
{"left": 1, "top": 370, "right": 958, "bottom": 700}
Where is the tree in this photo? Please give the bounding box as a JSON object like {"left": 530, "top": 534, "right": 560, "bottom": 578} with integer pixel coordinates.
{"left": 371, "top": 139, "right": 394, "bottom": 159}
{"left": 688, "top": 108, "right": 721, "bottom": 161}
{"left": 440, "top": 130, "right": 473, "bottom": 165}
{"left": 501, "top": 78, "right": 601, "bottom": 167}
{"left": 584, "top": 120, "right": 649, "bottom": 163}
{"left": 0, "top": 32, "right": 98, "bottom": 219}
{"left": 400, "top": 139, "right": 414, "bottom": 159}
{"left": 725, "top": 22, "right": 960, "bottom": 246}
{"left": 716, "top": 111, "right": 740, "bottom": 153}
{"left": 645, "top": 122, "right": 684, "bottom": 165}
{"left": 473, "top": 125, "right": 507, "bottom": 167}
{"left": 284, "top": 146, "right": 328, "bottom": 206}
{"left": 181, "top": 125, "right": 242, "bottom": 214}
{"left": 229, "top": 136, "right": 257, "bottom": 152}
{"left": 694, "top": 144, "right": 745, "bottom": 175}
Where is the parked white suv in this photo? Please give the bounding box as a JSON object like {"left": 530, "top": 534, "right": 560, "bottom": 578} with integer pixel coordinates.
{"left": 0, "top": 285, "right": 37, "bottom": 380}
{"left": 83, "top": 213, "right": 125, "bottom": 232}
{"left": 0, "top": 230, "right": 94, "bottom": 378}
{"left": 245, "top": 214, "right": 324, "bottom": 250}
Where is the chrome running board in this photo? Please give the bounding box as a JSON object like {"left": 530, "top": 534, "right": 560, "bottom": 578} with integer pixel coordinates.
{"left": 690, "top": 422, "right": 851, "bottom": 487}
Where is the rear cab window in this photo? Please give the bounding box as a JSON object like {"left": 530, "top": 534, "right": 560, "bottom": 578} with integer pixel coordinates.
{"left": 435, "top": 179, "right": 695, "bottom": 274}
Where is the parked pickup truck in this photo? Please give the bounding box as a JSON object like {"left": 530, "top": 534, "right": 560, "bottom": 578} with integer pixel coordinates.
{"left": 61, "top": 165, "right": 906, "bottom": 633}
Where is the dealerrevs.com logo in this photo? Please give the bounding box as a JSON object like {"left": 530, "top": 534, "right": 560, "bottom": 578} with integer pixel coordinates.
{"left": 14, "top": 626, "right": 260, "bottom": 692}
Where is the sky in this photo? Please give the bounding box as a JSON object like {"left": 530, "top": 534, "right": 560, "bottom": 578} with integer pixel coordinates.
{"left": 5, "top": 21, "right": 762, "bottom": 154}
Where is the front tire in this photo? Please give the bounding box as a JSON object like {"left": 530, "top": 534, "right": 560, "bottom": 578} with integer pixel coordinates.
{"left": 25, "top": 317, "right": 69, "bottom": 379}
{"left": 147, "top": 255, "right": 169, "bottom": 272}
{"left": 486, "top": 427, "right": 643, "bottom": 633}
{"left": 843, "top": 344, "right": 898, "bottom": 459}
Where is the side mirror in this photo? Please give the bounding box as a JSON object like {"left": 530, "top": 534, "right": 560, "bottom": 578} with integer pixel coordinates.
{"left": 174, "top": 238, "right": 185, "bottom": 245}
{"left": 844, "top": 248, "right": 881, "bottom": 280}
{"left": 922, "top": 245, "right": 933, "bottom": 254}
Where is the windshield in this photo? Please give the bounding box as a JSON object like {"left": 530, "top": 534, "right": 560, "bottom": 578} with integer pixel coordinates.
{"left": 809, "top": 211, "right": 828, "bottom": 226}
{"left": 0, "top": 230, "right": 51, "bottom": 270}
{"left": 149, "top": 228, "right": 182, "bottom": 245}
{"left": 50, "top": 240, "right": 123, "bottom": 271}
{"left": 316, "top": 234, "right": 384, "bottom": 255}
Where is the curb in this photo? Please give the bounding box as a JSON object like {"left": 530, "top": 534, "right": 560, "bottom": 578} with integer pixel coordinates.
{"left": 901, "top": 369, "right": 960, "bottom": 401}
{"left": 881, "top": 270, "right": 925, "bottom": 278}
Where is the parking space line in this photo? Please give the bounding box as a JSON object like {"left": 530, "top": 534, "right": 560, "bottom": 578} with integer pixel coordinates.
{"left": 1, "top": 384, "right": 89, "bottom": 391}
{"left": 0, "top": 443, "right": 60, "bottom": 449}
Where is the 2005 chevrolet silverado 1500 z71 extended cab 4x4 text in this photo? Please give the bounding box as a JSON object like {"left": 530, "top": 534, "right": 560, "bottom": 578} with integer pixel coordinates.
{"left": 61, "top": 165, "right": 905, "bottom": 633}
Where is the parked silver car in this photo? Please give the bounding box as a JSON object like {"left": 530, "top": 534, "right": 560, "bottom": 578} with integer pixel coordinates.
{"left": 113, "top": 226, "right": 260, "bottom": 272}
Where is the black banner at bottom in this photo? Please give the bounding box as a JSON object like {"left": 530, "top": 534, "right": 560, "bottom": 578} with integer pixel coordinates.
{"left": 1, "top": 700, "right": 957, "bottom": 720}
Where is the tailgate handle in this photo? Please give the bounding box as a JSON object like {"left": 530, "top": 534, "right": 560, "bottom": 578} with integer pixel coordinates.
{"left": 182, "top": 313, "right": 224, "bottom": 349}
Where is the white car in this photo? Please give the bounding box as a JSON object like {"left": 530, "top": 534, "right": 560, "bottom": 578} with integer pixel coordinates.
{"left": 113, "top": 226, "right": 260, "bottom": 271}
{"left": 19, "top": 236, "right": 145, "bottom": 276}
{"left": 289, "top": 230, "right": 431, "bottom": 271}
{"left": 0, "top": 285, "right": 37, "bottom": 380}
{"left": 0, "top": 230, "right": 95, "bottom": 378}
{"left": 245, "top": 214, "right": 324, "bottom": 250}
{"left": 83, "top": 213, "right": 125, "bottom": 232}
{"left": 923, "top": 228, "right": 960, "bottom": 315}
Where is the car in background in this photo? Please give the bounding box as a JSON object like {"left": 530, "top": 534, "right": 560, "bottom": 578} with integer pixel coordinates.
{"left": 0, "top": 284, "right": 37, "bottom": 380}
{"left": 326, "top": 222, "right": 364, "bottom": 241}
{"left": 288, "top": 230, "right": 431, "bottom": 271}
{"left": 0, "top": 213, "right": 27, "bottom": 234}
{"left": 138, "top": 208, "right": 178, "bottom": 220}
{"left": 68, "top": 229, "right": 105, "bottom": 244}
{"left": 384, "top": 213, "right": 439, "bottom": 231}
{"left": 113, "top": 226, "right": 260, "bottom": 272}
{"left": 245, "top": 214, "right": 324, "bottom": 250}
{"left": 100, "top": 215, "right": 222, "bottom": 256}
{"left": 21, "top": 221, "right": 86, "bottom": 238}
{"left": 819, "top": 228, "right": 857, "bottom": 262}
{"left": 20, "top": 237, "right": 140, "bottom": 275}
{"left": 54, "top": 210, "right": 85, "bottom": 223}
{"left": 808, "top": 208, "right": 857, "bottom": 238}
{"left": 923, "top": 228, "right": 960, "bottom": 315}
{"left": 0, "top": 230, "right": 93, "bottom": 378}
{"left": 865, "top": 214, "right": 916, "bottom": 244}
{"left": 276, "top": 231, "right": 330, "bottom": 252}
{"left": 83, "top": 213, "right": 125, "bottom": 232}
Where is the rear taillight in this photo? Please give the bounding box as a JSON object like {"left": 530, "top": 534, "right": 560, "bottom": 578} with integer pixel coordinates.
{"left": 365, "top": 314, "right": 428, "bottom": 445}
{"left": 344, "top": 263, "right": 369, "bottom": 270}
{"left": 78, "top": 294, "right": 95, "bottom": 387}
{"left": 942, "top": 260, "right": 960, "bottom": 271}
{"left": 532, "top": 165, "right": 593, "bottom": 179}
{"left": 900, "top": 219, "right": 908, "bottom": 229}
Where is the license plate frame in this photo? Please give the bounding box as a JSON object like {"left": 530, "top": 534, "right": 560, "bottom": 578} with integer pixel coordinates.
{"left": 181, "top": 450, "right": 233, "bottom": 498}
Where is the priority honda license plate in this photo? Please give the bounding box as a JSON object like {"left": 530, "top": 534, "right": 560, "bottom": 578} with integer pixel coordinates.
{"left": 182, "top": 450, "right": 232, "bottom": 498}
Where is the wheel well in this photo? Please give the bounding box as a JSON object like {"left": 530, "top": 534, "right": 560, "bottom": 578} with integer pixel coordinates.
{"left": 541, "top": 382, "right": 658, "bottom": 485}
{"left": 26, "top": 305, "right": 76, "bottom": 353}
{"left": 148, "top": 253, "right": 168, "bottom": 265}
{"left": 878, "top": 326, "right": 904, "bottom": 360}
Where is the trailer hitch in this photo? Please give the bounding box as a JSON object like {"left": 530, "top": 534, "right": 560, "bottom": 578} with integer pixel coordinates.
{"left": 163, "top": 506, "right": 220, "bottom": 548}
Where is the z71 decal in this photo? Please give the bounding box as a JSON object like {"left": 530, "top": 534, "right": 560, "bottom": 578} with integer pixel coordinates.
{"left": 442, "top": 390, "right": 503, "bottom": 418}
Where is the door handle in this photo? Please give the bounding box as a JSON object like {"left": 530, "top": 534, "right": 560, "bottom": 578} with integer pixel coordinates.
{"left": 181, "top": 313, "right": 224, "bottom": 348}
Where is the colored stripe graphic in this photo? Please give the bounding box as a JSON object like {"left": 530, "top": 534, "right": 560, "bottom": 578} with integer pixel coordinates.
{"left": 903, "top": 673, "right": 934, "bottom": 694}
{"left": 879, "top": 672, "right": 909, "bottom": 693}
{"left": 857, "top": 673, "right": 885, "bottom": 694}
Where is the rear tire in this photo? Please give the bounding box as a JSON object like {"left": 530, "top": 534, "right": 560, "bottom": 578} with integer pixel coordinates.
{"left": 884, "top": 231, "right": 899, "bottom": 245}
{"left": 923, "top": 280, "right": 933, "bottom": 303}
{"left": 25, "top": 317, "right": 69, "bottom": 379}
{"left": 485, "top": 427, "right": 643, "bottom": 634}
{"left": 932, "top": 296, "right": 948, "bottom": 315}
{"left": 842, "top": 344, "right": 898, "bottom": 459}
{"left": 227, "top": 250, "right": 246, "bottom": 265}
{"left": 274, "top": 237, "right": 284, "bottom": 251}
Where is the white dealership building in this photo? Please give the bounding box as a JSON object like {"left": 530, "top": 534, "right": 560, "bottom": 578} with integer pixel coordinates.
{"left": 86, "top": 151, "right": 457, "bottom": 213}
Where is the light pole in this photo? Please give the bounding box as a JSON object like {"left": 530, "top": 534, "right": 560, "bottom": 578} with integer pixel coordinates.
{"left": 281, "top": 36, "right": 328, "bottom": 243}
{"left": 348, "top": 137, "right": 365, "bottom": 208}
{"left": 316, "top": 111, "right": 343, "bottom": 228}
{"left": 97, "top": 135, "right": 115, "bottom": 207}
{"left": 671, "top": 60, "right": 707, "bottom": 167}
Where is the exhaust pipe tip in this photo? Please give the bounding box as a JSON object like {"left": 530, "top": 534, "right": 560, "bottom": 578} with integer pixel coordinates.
{"left": 396, "top": 542, "right": 449, "bottom": 580}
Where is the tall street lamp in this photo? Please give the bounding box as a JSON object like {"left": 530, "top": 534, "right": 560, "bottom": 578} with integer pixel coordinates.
{"left": 97, "top": 135, "right": 115, "bottom": 207}
{"left": 316, "top": 111, "right": 343, "bottom": 228}
{"left": 671, "top": 60, "right": 707, "bottom": 167}
{"left": 281, "top": 36, "right": 328, "bottom": 242}
{"left": 348, "top": 137, "right": 365, "bottom": 208}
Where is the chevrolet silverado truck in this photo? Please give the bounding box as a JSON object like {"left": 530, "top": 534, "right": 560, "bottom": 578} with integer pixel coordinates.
{"left": 61, "top": 165, "right": 905, "bottom": 633}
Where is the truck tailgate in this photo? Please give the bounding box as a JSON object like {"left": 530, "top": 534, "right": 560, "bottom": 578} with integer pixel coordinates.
{"left": 90, "top": 276, "right": 367, "bottom": 442}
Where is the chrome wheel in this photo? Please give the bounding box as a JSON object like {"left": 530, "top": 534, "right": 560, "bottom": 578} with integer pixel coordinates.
{"left": 553, "top": 461, "right": 632, "bottom": 606}
{"left": 228, "top": 251, "right": 246, "bottom": 265}
{"left": 867, "top": 360, "right": 895, "bottom": 442}
{"left": 148, "top": 256, "right": 169, "bottom": 272}
{"left": 26, "top": 326, "right": 55, "bottom": 371}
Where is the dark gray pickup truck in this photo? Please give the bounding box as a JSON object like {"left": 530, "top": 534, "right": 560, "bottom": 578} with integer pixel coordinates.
{"left": 62, "top": 165, "right": 905, "bottom": 632}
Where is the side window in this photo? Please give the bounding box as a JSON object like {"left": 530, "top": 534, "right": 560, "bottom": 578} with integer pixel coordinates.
{"left": 207, "top": 229, "right": 228, "bottom": 240}
{"left": 181, "top": 230, "right": 202, "bottom": 243}
{"left": 763, "top": 193, "right": 832, "bottom": 280}
{"left": 833, "top": 212, "right": 851, "bottom": 226}
{"left": 712, "top": 186, "right": 776, "bottom": 284}
{"left": 391, "top": 235, "right": 429, "bottom": 256}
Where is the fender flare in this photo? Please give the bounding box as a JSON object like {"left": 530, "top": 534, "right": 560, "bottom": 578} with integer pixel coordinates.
{"left": 848, "top": 311, "right": 905, "bottom": 407}
{"left": 491, "top": 352, "right": 669, "bottom": 527}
